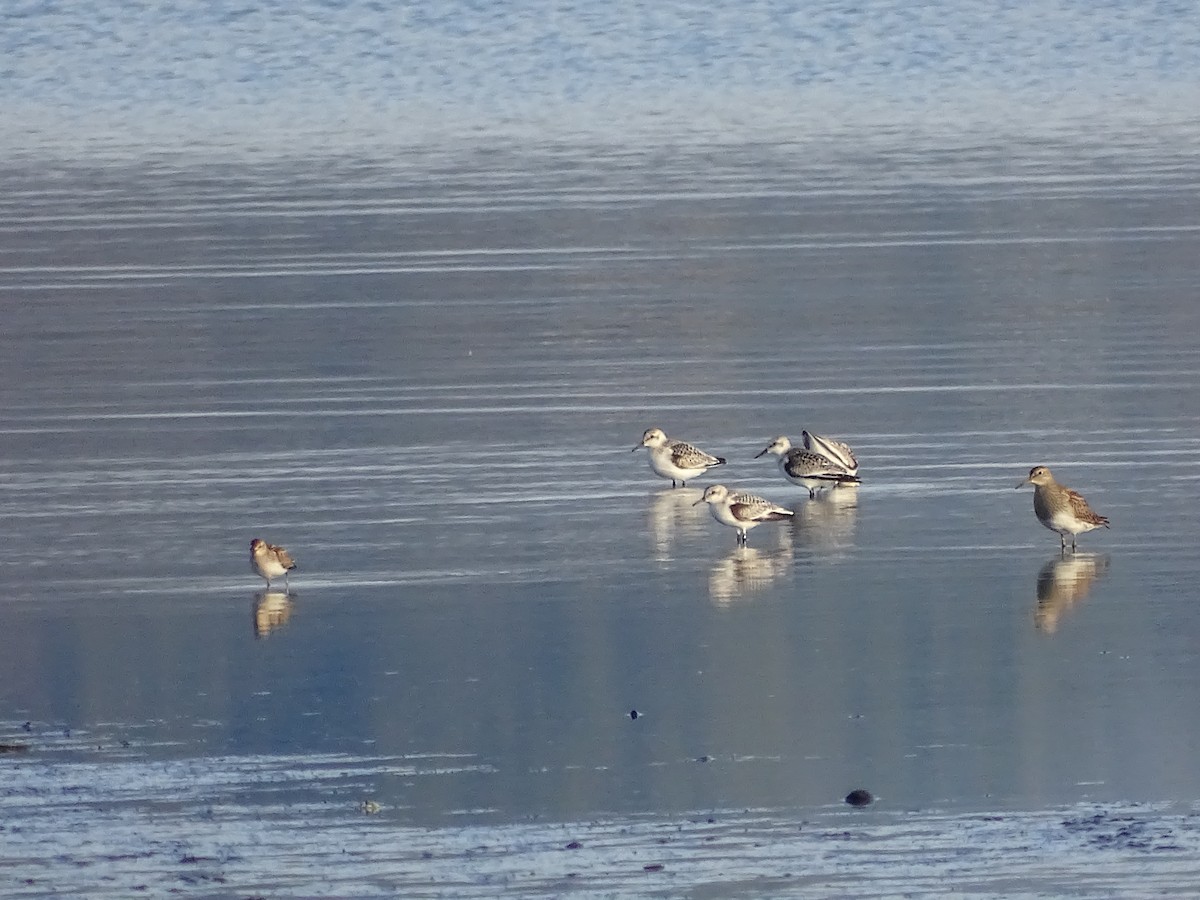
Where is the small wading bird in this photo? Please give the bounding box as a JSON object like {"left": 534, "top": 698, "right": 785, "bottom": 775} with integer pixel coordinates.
{"left": 694, "top": 483, "right": 794, "bottom": 545}
{"left": 633, "top": 427, "right": 726, "bottom": 487}
{"left": 1016, "top": 466, "right": 1109, "bottom": 551}
{"left": 251, "top": 538, "right": 296, "bottom": 589}
{"left": 755, "top": 435, "right": 860, "bottom": 498}
{"left": 801, "top": 430, "right": 859, "bottom": 477}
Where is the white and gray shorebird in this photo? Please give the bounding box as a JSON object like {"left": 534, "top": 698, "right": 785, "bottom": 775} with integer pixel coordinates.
{"left": 250, "top": 538, "right": 296, "bottom": 589}
{"left": 801, "top": 430, "right": 858, "bottom": 477}
{"left": 755, "top": 435, "right": 860, "bottom": 498}
{"left": 1016, "top": 466, "right": 1109, "bottom": 551}
{"left": 633, "top": 427, "right": 726, "bottom": 487}
{"left": 693, "top": 483, "right": 795, "bottom": 545}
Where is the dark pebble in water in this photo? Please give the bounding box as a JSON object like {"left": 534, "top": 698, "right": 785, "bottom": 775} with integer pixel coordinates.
{"left": 629, "top": 709, "right": 639, "bottom": 720}
{"left": 845, "top": 789, "right": 874, "bottom": 807}
{"left": 0, "top": 743, "right": 30, "bottom": 753}
{"left": 565, "top": 841, "right": 582, "bottom": 850}
{"left": 643, "top": 863, "right": 664, "bottom": 872}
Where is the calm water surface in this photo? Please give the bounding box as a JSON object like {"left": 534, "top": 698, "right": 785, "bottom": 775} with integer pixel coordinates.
{"left": 4, "top": 0, "right": 1200, "bottom": 896}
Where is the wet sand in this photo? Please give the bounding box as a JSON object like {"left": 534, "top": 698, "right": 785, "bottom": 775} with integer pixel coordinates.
{"left": 6, "top": 735, "right": 1200, "bottom": 897}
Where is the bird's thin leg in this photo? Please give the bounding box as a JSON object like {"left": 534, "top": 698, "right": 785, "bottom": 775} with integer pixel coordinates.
{"left": 808, "top": 488, "right": 816, "bottom": 499}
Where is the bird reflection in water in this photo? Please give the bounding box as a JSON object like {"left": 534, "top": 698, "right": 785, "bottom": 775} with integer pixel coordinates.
{"left": 708, "top": 532, "right": 794, "bottom": 605}
{"left": 647, "top": 487, "right": 707, "bottom": 560}
{"left": 790, "top": 484, "right": 859, "bottom": 557}
{"left": 254, "top": 590, "right": 295, "bottom": 638}
{"left": 1034, "top": 553, "right": 1109, "bottom": 633}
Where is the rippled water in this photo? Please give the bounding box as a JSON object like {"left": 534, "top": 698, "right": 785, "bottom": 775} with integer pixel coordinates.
{"left": 5, "top": 0, "right": 1200, "bottom": 896}
{"left": 4, "top": 0, "right": 1200, "bottom": 157}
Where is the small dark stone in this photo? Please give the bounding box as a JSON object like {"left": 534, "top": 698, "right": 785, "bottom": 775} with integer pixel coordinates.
{"left": 564, "top": 841, "right": 582, "bottom": 850}
{"left": 845, "top": 789, "right": 874, "bottom": 807}
{"left": 629, "top": 709, "right": 639, "bottom": 720}
{"left": 643, "top": 863, "right": 664, "bottom": 872}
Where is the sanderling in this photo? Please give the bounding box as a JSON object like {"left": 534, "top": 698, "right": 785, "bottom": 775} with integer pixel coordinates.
{"left": 755, "top": 435, "right": 860, "bottom": 498}
{"left": 801, "top": 430, "right": 859, "bottom": 477}
{"left": 1016, "top": 466, "right": 1109, "bottom": 551}
{"left": 251, "top": 538, "right": 296, "bottom": 589}
{"left": 693, "top": 483, "right": 794, "bottom": 545}
{"left": 633, "top": 427, "right": 726, "bottom": 487}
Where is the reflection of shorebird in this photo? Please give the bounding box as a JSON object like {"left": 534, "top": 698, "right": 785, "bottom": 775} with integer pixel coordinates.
{"left": 790, "top": 485, "right": 859, "bottom": 554}
{"left": 251, "top": 538, "right": 296, "bottom": 589}
{"left": 633, "top": 427, "right": 726, "bottom": 487}
{"left": 647, "top": 487, "right": 706, "bottom": 558}
{"left": 755, "top": 436, "right": 859, "bottom": 498}
{"left": 254, "top": 590, "right": 294, "bottom": 638}
{"left": 708, "top": 543, "right": 793, "bottom": 605}
{"left": 1035, "top": 553, "right": 1109, "bottom": 633}
{"left": 1016, "top": 466, "right": 1109, "bottom": 551}
{"left": 694, "top": 484, "right": 794, "bottom": 545}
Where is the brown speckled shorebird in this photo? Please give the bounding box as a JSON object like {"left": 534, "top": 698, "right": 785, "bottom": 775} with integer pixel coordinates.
{"left": 250, "top": 538, "right": 296, "bottom": 589}
{"left": 1016, "top": 466, "right": 1109, "bottom": 551}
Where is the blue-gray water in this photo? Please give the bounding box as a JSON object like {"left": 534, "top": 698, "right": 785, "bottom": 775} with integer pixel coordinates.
{"left": 4, "top": 1, "right": 1200, "bottom": 896}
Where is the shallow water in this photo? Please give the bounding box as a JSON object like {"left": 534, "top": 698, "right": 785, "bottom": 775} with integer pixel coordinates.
{"left": 5, "top": 0, "right": 1200, "bottom": 896}
{"left": 5, "top": 145, "right": 1200, "bottom": 893}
